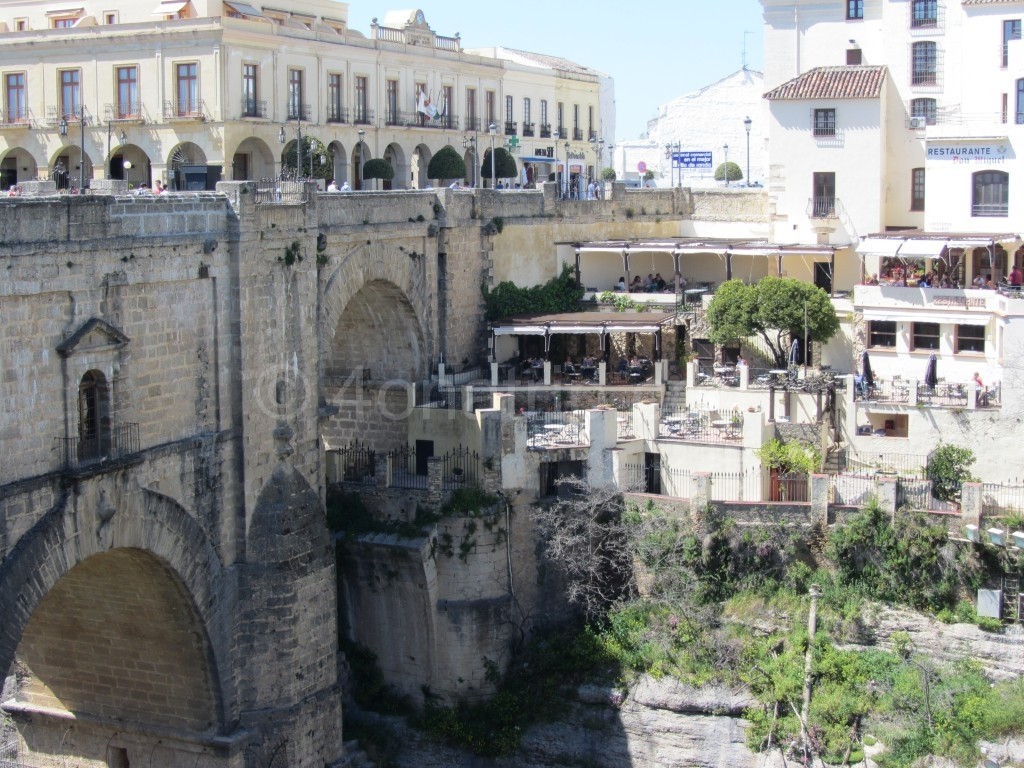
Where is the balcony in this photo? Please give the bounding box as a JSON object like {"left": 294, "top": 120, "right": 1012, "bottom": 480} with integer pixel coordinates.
{"left": 588, "top": 129, "right": 597, "bottom": 141}
{"left": 327, "top": 106, "right": 349, "bottom": 124}
{"left": 808, "top": 196, "right": 841, "bottom": 220}
{"left": 0, "top": 108, "right": 30, "bottom": 127}
{"left": 521, "top": 122, "right": 535, "bottom": 137}
{"left": 46, "top": 105, "right": 90, "bottom": 125}
{"left": 972, "top": 202, "right": 1009, "bottom": 217}
{"left": 540, "top": 123, "right": 551, "bottom": 138}
{"left": 556, "top": 125, "right": 565, "bottom": 139}
{"left": 104, "top": 102, "right": 146, "bottom": 123}
{"left": 573, "top": 128, "right": 583, "bottom": 141}
{"left": 56, "top": 422, "right": 141, "bottom": 477}
{"left": 240, "top": 98, "right": 267, "bottom": 119}
{"left": 163, "top": 99, "right": 205, "bottom": 120}
{"left": 353, "top": 108, "right": 375, "bottom": 125}
{"left": 287, "top": 103, "right": 312, "bottom": 121}
{"left": 504, "top": 121, "right": 517, "bottom": 136}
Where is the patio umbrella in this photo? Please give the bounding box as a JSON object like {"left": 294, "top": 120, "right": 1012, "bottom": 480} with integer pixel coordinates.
{"left": 789, "top": 337, "right": 800, "bottom": 366}
{"left": 924, "top": 353, "right": 938, "bottom": 389}
{"left": 861, "top": 350, "right": 874, "bottom": 389}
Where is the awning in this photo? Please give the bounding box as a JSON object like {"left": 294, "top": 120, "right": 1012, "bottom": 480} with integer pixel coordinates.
{"left": 519, "top": 156, "right": 557, "bottom": 163}
{"left": 492, "top": 326, "right": 547, "bottom": 336}
{"left": 856, "top": 237, "right": 904, "bottom": 257}
{"left": 945, "top": 238, "right": 995, "bottom": 250}
{"left": 224, "top": 1, "right": 263, "bottom": 16}
{"left": 897, "top": 239, "right": 948, "bottom": 259}
{"left": 45, "top": 7, "right": 84, "bottom": 15}
{"left": 152, "top": 0, "right": 190, "bottom": 14}
{"left": 861, "top": 308, "right": 990, "bottom": 326}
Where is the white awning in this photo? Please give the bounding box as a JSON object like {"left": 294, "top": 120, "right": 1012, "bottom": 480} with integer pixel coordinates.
{"left": 545, "top": 326, "right": 599, "bottom": 334}
{"left": 601, "top": 324, "right": 663, "bottom": 333}
{"left": 945, "top": 238, "right": 994, "bottom": 250}
{"left": 897, "top": 239, "right": 948, "bottom": 259}
{"left": 224, "top": 1, "right": 263, "bottom": 16}
{"left": 676, "top": 246, "right": 726, "bottom": 255}
{"left": 856, "top": 237, "right": 904, "bottom": 257}
{"left": 45, "top": 7, "right": 84, "bottom": 15}
{"left": 728, "top": 247, "right": 780, "bottom": 257}
{"left": 153, "top": 0, "right": 190, "bottom": 13}
{"left": 861, "top": 308, "right": 990, "bottom": 325}
{"left": 492, "top": 326, "right": 546, "bottom": 336}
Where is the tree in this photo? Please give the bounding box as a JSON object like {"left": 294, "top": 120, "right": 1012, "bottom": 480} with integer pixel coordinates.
{"left": 927, "top": 444, "right": 978, "bottom": 502}
{"left": 427, "top": 145, "right": 466, "bottom": 185}
{"left": 714, "top": 161, "right": 743, "bottom": 183}
{"left": 282, "top": 136, "right": 332, "bottom": 180}
{"left": 480, "top": 147, "right": 517, "bottom": 184}
{"left": 601, "top": 167, "right": 617, "bottom": 181}
{"left": 643, "top": 169, "right": 655, "bottom": 182}
{"left": 361, "top": 158, "right": 394, "bottom": 190}
{"left": 706, "top": 277, "right": 840, "bottom": 368}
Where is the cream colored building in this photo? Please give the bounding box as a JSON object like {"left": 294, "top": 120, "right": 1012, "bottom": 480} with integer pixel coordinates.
{"left": 0, "top": 0, "right": 607, "bottom": 190}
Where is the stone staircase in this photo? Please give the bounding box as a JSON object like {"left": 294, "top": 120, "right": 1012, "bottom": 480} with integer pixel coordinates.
{"left": 662, "top": 380, "right": 687, "bottom": 414}
{"left": 822, "top": 445, "right": 846, "bottom": 474}
{"left": 331, "top": 740, "right": 375, "bottom": 768}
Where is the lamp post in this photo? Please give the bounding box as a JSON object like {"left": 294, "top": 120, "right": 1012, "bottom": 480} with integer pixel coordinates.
{"left": 487, "top": 123, "right": 497, "bottom": 189}
{"left": 60, "top": 106, "right": 88, "bottom": 191}
{"left": 589, "top": 136, "right": 603, "bottom": 194}
{"left": 743, "top": 115, "right": 752, "bottom": 186}
{"left": 357, "top": 128, "right": 365, "bottom": 189}
{"left": 58, "top": 116, "right": 68, "bottom": 188}
{"left": 564, "top": 140, "right": 570, "bottom": 198}
{"left": 723, "top": 143, "right": 730, "bottom": 187}
{"left": 278, "top": 118, "right": 303, "bottom": 180}
{"left": 664, "top": 141, "right": 682, "bottom": 188}
{"left": 462, "top": 134, "right": 477, "bottom": 187}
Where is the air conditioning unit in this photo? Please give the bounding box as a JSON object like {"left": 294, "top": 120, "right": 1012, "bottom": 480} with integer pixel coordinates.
{"left": 909, "top": 116, "right": 927, "bottom": 129}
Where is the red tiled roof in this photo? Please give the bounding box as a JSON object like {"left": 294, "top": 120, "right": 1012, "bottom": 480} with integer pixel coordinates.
{"left": 764, "top": 66, "right": 887, "bottom": 100}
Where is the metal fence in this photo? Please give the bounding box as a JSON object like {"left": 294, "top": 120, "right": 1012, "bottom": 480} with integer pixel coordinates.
{"left": 440, "top": 447, "right": 481, "bottom": 491}
{"left": 438, "top": 367, "right": 484, "bottom": 387}
{"left": 330, "top": 441, "right": 376, "bottom": 486}
{"left": 982, "top": 482, "right": 1024, "bottom": 517}
{"left": 710, "top": 469, "right": 767, "bottom": 502}
{"left": 855, "top": 376, "right": 912, "bottom": 404}
{"left": 829, "top": 473, "right": 877, "bottom": 506}
{"left": 916, "top": 381, "right": 968, "bottom": 408}
{"left": 387, "top": 446, "right": 426, "bottom": 490}
{"left": 659, "top": 408, "right": 743, "bottom": 443}
{"left": 841, "top": 451, "right": 930, "bottom": 478}
{"left": 0, "top": 741, "right": 23, "bottom": 768}
{"left": 55, "top": 422, "right": 140, "bottom": 473}
{"left": 526, "top": 410, "right": 587, "bottom": 448}
{"left": 252, "top": 179, "right": 309, "bottom": 204}
{"left": 616, "top": 410, "right": 636, "bottom": 440}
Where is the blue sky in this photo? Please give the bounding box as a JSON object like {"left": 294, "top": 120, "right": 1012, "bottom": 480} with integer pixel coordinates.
{"left": 345, "top": 1, "right": 765, "bottom": 141}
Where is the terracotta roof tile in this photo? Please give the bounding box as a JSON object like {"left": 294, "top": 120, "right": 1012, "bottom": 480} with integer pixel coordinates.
{"left": 764, "top": 66, "right": 887, "bottom": 100}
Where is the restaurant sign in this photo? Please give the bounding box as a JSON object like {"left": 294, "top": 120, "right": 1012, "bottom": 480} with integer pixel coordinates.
{"left": 926, "top": 142, "right": 1009, "bottom": 166}
{"left": 932, "top": 296, "right": 986, "bottom": 308}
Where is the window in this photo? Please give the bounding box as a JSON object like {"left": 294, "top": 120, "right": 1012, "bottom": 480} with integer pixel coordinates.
{"left": 59, "top": 69, "right": 81, "bottom": 119}
{"left": 956, "top": 325, "right": 985, "bottom": 354}
{"left": 175, "top": 63, "right": 198, "bottom": 116}
{"left": 911, "top": 167, "right": 925, "bottom": 211}
{"left": 911, "top": 0, "right": 937, "bottom": 28}
{"left": 1003, "top": 20, "right": 1021, "bottom": 68}
{"left": 78, "top": 370, "right": 111, "bottom": 461}
{"left": 354, "top": 76, "right": 367, "bottom": 123}
{"left": 813, "top": 108, "right": 836, "bottom": 136}
{"left": 485, "top": 90, "right": 495, "bottom": 125}
{"left": 14, "top": 18, "right": 27, "bottom": 31}
{"left": 540, "top": 99, "right": 548, "bottom": 133}
{"left": 52, "top": 17, "right": 77, "bottom": 28}
{"left": 847, "top": 48, "right": 862, "bottom": 65}
{"left": 1016, "top": 78, "right": 1024, "bottom": 124}
{"left": 869, "top": 321, "right": 897, "bottom": 348}
{"left": 811, "top": 172, "right": 836, "bottom": 217}
{"left": 116, "top": 66, "right": 138, "bottom": 119}
{"left": 104, "top": 11, "right": 118, "bottom": 24}
{"left": 328, "top": 73, "right": 343, "bottom": 122}
{"left": 522, "top": 97, "right": 531, "bottom": 131}
{"left": 385, "top": 79, "right": 398, "bottom": 124}
{"left": 847, "top": 0, "right": 863, "bottom": 20}
{"left": 5, "top": 73, "right": 26, "bottom": 123}
{"left": 441, "top": 84, "right": 453, "bottom": 128}
{"left": 287, "top": 68, "right": 303, "bottom": 120}
{"left": 465, "top": 87, "right": 476, "bottom": 129}
{"left": 911, "top": 322, "right": 940, "bottom": 350}
{"left": 972, "top": 170, "right": 1009, "bottom": 217}
{"left": 557, "top": 101, "right": 564, "bottom": 136}
{"left": 504, "top": 94, "right": 513, "bottom": 130}
{"left": 242, "top": 63, "right": 258, "bottom": 116}
{"left": 910, "top": 97, "right": 937, "bottom": 125}
{"left": 588, "top": 105, "right": 594, "bottom": 139}
{"left": 573, "top": 103, "right": 580, "bottom": 139}
{"left": 912, "top": 41, "right": 937, "bottom": 85}
{"left": 1004, "top": 92, "right": 1009, "bottom": 124}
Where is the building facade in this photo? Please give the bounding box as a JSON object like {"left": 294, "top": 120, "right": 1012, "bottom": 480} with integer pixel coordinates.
{"left": 0, "top": 1, "right": 608, "bottom": 191}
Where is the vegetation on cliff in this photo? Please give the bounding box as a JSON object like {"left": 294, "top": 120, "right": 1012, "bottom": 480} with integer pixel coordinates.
{"left": 482, "top": 264, "right": 585, "bottom": 321}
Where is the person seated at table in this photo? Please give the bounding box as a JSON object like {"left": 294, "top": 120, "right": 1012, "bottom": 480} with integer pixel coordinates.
{"left": 643, "top": 273, "right": 655, "bottom": 291}
{"left": 985, "top": 276, "right": 997, "bottom": 290}
{"left": 564, "top": 358, "right": 577, "bottom": 377}
{"left": 1010, "top": 265, "right": 1023, "bottom": 286}
{"left": 629, "top": 275, "right": 643, "bottom": 292}
{"left": 973, "top": 273, "right": 986, "bottom": 288}
{"left": 654, "top": 273, "right": 666, "bottom": 291}
{"left": 736, "top": 354, "right": 747, "bottom": 367}
{"left": 617, "top": 358, "right": 628, "bottom": 376}
{"left": 615, "top": 276, "right": 626, "bottom": 291}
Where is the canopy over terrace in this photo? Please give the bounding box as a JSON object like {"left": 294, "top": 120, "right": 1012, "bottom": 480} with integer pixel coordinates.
{"left": 856, "top": 232, "right": 1021, "bottom": 285}
{"left": 490, "top": 311, "right": 675, "bottom": 362}
{"left": 563, "top": 239, "right": 844, "bottom": 296}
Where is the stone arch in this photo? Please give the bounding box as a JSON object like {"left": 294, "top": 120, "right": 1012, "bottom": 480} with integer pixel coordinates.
{"left": 107, "top": 142, "right": 152, "bottom": 188}
{"left": 412, "top": 142, "right": 432, "bottom": 189}
{"left": 48, "top": 145, "right": 92, "bottom": 190}
{"left": 166, "top": 140, "right": 208, "bottom": 190}
{"left": 229, "top": 136, "right": 275, "bottom": 181}
{"left": 327, "top": 140, "right": 348, "bottom": 184}
{"left": 0, "top": 480, "right": 231, "bottom": 732}
{"left": 383, "top": 142, "right": 406, "bottom": 190}
{"left": 320, "top": 240, "right": 432, "bottom": 385}
{"left": 0, "top": 146, "right": 37, "bottom": 189}
{"left": 352, "top": 140, "right": 370, "bottom": 190}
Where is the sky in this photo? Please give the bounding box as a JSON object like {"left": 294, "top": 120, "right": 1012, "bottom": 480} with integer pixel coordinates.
{"left": 344, "top": 0, "right": 765, "bottom": 142}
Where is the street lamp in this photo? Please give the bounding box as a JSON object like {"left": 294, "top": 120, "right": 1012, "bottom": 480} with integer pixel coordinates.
{"left": 60, "top": 108, "right": 88, "bottom": 191}
{"left": 487, "top": 123, "right": 497, "bottom": 189}
{"left": 357, "top": 129, "right": 366, "bottom": 188}
{"left": 278, "top": 118, "right": 304, "bottom": 180}
{"left": 462, "top": 134, "right": 477, "bottom": 187}
{"left": 589, "top": 136, "right": 604, "bottom": 195}
{"left": 564, "top": 140, "right": 570, "bottom": 198}
{"left": 723, "top": 143, "right": 730, "bottom": 187}
{"left": 743, "top": 115, "right": 752, "bottom": 186}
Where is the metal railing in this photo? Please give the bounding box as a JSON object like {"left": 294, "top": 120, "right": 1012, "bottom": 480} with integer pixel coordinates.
{"left": 441, "top": 447, "right": 481, "bottom": 490}
{"left": 327, "top": 105, "right": 349, "bottom": 123}
{"left": 841, "top": 451, "right": 930, "bottom": 478}
{"left": 331, "top": 441, "right": 377, "bottom": 486}
{"left": 916, "top": 381, "right": 968, "bottom": 408}
{"left": 540, "top": 124, "right": 552, "bottom": 138}
{"left": 0, "top": 108, "right": 29, "bottom": 126}
{"left": 659, "top": 408, "right": 743, "bottom": 443}
{"left": 465, "top": 117, "right": 481, "bottom": 132}
{"left": 971, "top": 202, "right": 1009, "bottom": 217}
{"left": 710, "top": 469, "right": 765, "bottom": 502}
{"left": 504, "top": 121, "right": 517, "bottom": 135}
{"left": 252, "top": 179, "right": 309, "bottom": 204}
{"left": 55, "top": 422, "right": 139, "bottom": 473}
{"left": 105, "top": 101, "right": 145, "bottom": 121}
{"left": 353, "top": 108, "right": 375, "bottom": 125}
{"left": 389, "top": 446, "right": 427, "bottom": 490}
{"left": 163, "top": 99, "right": 205, "bottom": 120}
{"left": 573, "top": 128, "right": 583, "bottom": 141}
{"left": 616, "top": 411, "right": 636, "bottom": 440}
{"left": 526, "top": 410, "right": 587, "bottom": 449}
{"left": 287, "top": 103, "right": 312, "bottom": 121}
{"left": 829, "top": 472, "right": 877, "bottom": 506}
{"left": 522, "top": 122, "right": 535, "bottom": 137}
{"left": 808, "top": 196, "right": 839, "bottom": 219}
{"left": 855, "top": 377, "right": 911, "bottom": 404}
{"left": 241, "top": 98, "right": 267, "bottom": 118}
{"left": 982, "top": 482, "right": 1024, "bottom": 518}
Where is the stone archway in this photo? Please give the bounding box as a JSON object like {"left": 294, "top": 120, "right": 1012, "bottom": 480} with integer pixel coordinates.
{"left": 230, "top": 136, "right": 275, "bottom": 181}
{"left": 108, "top": 142, "right": 152, "bottom": 188}
{"left": 0, "top": 481, "right": 233, "bottom": 765}
{"left": 48, "top": 146, "right": 92, "bottom": 190}
{"left": 383, "top": 142, "right": 406, "bottom": 190}
{"left": 327, "top": 140, "right": 348, "bottom": 184}
{"left": 0, "top": 147, "right": 36, "bottom": 189}
{"left": 413, "top": 143, "right": 432, "bottom": 189}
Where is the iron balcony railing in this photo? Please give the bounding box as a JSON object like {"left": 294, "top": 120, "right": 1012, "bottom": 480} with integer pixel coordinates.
{"left": 252, "top": 179, "right": 309, "bottom": 204}
{"left": 504, "top": 121, "right": 517, "bottom": 136}
{"left": 163, "top": 99, "right": 205, "bottom": 120}
{"left": 353, "top": 108, "right": 375, "bottom": 125}
{"left": 808, "top": 196, "right": 839, "bottom": 219}
{"left": 540, "top": 123, "right": 552, "bottom": 138}
{"left": 241, "top": 98, "right": 267, "bottom": 118}
{"left": 56, "top": 422, "right": 140, "bottom": 474}
{"left": 104, "top": 102, "right": 145, "bottom": 122}
{"left": 0, "top": 107, "right": 29, "bottom": 126}
{"left": 287, "top": 103, "right": 312, "bottom": 121}
{"left": 465, "top": 116, "right": 481, "bottom": 132}
{"left": 327, "top": 105, "right": 349, "bottom": 123}
{"left": 588, "top": 129, "right": 598, "bottom": 141}
{"left": 573, "top": 128, "right": 583, "bottom": 141}
{"left": 522, "top": 122, "right": 535, "bottom": 137}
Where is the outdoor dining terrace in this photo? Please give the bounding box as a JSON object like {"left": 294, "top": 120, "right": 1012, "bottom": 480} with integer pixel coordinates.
{"left": 853, "top": 375, "right": 999, "bottom": 409}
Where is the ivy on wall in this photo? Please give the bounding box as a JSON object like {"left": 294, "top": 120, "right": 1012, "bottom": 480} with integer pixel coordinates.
{"left": 482, "top": 264, "right": 584, "bottom": 321}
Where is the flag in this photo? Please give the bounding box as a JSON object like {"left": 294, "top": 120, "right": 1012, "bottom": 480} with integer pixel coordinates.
{"left": 434, "top": 89, "right": 447, "bottom": 120}
{"left": 416, "top": 88, "right": 436, "bottom": 119}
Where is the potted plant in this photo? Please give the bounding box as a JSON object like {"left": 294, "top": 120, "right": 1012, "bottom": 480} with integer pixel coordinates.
{"left": 452, "top": 467, "right": 465, "bottom": 483}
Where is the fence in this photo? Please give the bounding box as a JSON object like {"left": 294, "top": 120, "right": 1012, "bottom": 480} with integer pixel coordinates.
{"left": 0, "top": 742, "right": 22, "bottom": 768}
{"left": 830, "top": 473, "right": 877, "bottom": 506}
{"left": 916, "top": 381, "right": 968, "bottom": 408}
{"left": 841, "top": 451, "right": 930, "bottom": 478}
{"left": 526, "top": 410, "right": 587, "bottom": 448}
{"left": 616, "top": 410, "right": 636, "bottom": 440}
{"left": 440, "top": 447, "right": 481, "bottom": 491}
{"left": 438, "top": 367, "right": 484, "bottom": 387}
{"left": 252, "top": 179, "right": 309, "bottom": 204}
{"left": 55, "top": 422, "right": 140, "bottom": 473}
{"left": 330, "top": 441, "right": 376, "bottom": 486}
{"left": 659, "top": 408, "right": 743, "bottom": 443}
{"left": 388, "top": 445, "right": 427, "bottom": 490}
{"left": 982, "top": 482, "right": 1024, "bottom": 518}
